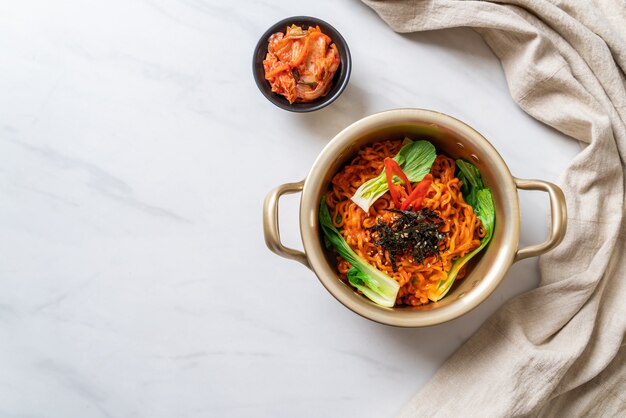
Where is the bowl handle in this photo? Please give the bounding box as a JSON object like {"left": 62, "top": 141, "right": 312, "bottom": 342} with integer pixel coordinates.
{"left": 263, "top": 180, "right": 310, "bottom": 268}
{"left": 513, "top": 178, "right": 567, "bottom": 262}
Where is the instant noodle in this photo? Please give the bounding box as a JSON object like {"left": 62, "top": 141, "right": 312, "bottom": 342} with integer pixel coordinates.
{"left": 324, "top": 139, "right": 486, "bottom": 306}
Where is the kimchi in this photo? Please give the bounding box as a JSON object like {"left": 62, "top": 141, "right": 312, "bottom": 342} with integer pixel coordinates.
{"left": 263, "top": 25, "right": 341, "bottom": 104}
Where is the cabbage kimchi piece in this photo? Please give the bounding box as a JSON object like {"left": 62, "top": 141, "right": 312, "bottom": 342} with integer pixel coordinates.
{"left": 263, "top": 25, "right": 340, "bottom": 104}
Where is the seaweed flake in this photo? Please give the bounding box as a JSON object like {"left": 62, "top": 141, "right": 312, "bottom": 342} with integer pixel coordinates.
{"left": 369, "top": 208, "right": 447, "bottom": 272}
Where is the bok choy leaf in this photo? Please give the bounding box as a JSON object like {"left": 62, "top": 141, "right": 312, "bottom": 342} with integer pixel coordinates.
{"left": 456, "top": 159, "right": 483, "bottom": 208}
{"left": 320, "top": 198, "right": 400, "bottom": 307}
{"left": 351, "top": 139, "right": 436, "bottom": 212}
{"left": 428, "top": 161, "right": 495, "bottom": 302}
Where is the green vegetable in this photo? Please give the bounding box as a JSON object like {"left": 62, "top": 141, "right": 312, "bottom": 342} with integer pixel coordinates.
{"left": 347, "top": 268, "right": 397, "bottom": 307}
{"left": 350, "top": 139, "right": 437, "bottom": 212}
{"left": 320, "top": 198, "right": 400, "bottom": 307}
{"left": 456, "top": 159, "right": 483, "bottom": 208}
{"left": 428, "top": 161, "right": 495, "bottom": 302}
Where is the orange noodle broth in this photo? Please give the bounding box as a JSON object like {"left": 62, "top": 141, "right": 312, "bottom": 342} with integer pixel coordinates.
{"left": 324, "top": 139, "right": 486, "bottom": 306}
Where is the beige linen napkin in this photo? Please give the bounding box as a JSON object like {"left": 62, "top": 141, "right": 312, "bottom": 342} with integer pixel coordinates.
{"left": 362, "top": 0, "right": 626, "bottom": 416}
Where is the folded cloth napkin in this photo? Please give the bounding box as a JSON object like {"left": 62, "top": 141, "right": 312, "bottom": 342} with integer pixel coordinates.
{"left": 362, "top": 1, "right": 626, "bottom": 416}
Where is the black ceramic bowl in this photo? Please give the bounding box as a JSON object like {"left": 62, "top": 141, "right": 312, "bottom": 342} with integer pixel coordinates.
{"left": 252, "top": 16, "right": 351, "bottom": 112}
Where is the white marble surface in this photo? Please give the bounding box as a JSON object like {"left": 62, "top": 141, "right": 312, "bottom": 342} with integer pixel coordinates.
{"left": 0, "top": 1, "right": 581, "bottom": 417}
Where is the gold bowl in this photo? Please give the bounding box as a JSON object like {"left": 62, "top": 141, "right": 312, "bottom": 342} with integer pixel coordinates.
{"left": 263, "top": 109, "right": 566, "bottom": 327}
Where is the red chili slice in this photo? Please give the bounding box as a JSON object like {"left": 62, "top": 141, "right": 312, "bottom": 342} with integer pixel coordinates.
{"left": 400, "top": 174, "right": 433, "bottom": 211}
{"left": 384, "top": 158, "right": 413, "bottom": 207}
